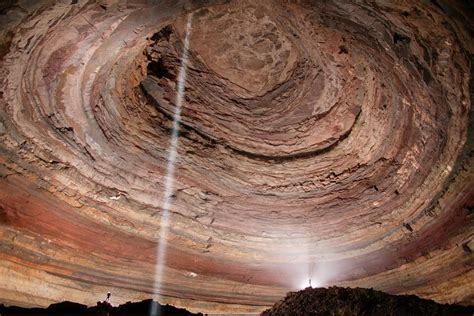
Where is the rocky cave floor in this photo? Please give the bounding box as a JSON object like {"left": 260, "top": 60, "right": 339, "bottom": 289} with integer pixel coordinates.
{"left": 1, "top": 287, "right": 473, "bottom": 316}
{"left": 0, "top": 300, "right": 201, "bottom": 316}
{"left": 261, "top": 287, "right": 474, "bottom": 316}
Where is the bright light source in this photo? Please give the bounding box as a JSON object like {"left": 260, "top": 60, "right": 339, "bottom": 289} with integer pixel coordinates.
{"left": 186, "top": 271, "right": 197, "bottom": 277}
{"left": 299, "top": 278, "right": 318, "bottom": 289}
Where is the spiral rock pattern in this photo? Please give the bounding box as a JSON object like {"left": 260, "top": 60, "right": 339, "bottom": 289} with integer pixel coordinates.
{"left": 0, "top": 0, "right": 472, "bottom": 313}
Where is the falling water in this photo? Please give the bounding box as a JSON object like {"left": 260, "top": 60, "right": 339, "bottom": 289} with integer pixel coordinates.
{"left": 150, "top": 13, "right": 193, "bottom": 316}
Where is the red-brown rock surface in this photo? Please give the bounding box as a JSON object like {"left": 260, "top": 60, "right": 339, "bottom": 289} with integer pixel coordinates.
{"left": 0, "top": 0, "right": 473, "bottom": 314}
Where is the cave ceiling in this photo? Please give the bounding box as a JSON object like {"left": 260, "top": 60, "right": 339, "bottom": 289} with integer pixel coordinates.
{"left": 0, "top": 0, "right": 473, "bottom": 314}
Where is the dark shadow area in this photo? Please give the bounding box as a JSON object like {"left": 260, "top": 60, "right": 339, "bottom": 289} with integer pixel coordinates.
{"left": 0, "top": 300, "right": 204, "bottom": 316}
{"left": 262, "top": 286, "right": 474, "bottom": 316}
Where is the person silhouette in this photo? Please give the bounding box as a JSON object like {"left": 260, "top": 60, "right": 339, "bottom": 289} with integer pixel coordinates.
{"left": 309, "top": 278, "right": 312, "bottom": 288}
{"left": 105, "top": 292, "right": 111, "bottom": 303}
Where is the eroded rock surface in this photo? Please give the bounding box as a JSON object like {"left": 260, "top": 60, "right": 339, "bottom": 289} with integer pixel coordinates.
{"left": 0, "top": 0, "right": 473, "bottom": 314}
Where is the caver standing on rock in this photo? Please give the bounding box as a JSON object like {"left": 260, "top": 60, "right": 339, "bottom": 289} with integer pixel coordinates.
{"left": 105, "top": 291, "right": 111, "bottom": 303}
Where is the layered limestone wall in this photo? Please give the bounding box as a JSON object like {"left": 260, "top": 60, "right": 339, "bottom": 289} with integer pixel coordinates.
{"left": 0, "top": 0, "right": 472, "bottom": 314}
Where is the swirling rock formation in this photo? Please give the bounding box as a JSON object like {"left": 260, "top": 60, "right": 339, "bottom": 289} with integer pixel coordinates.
{"left": 0, "top": 0, "right": 473, "bottom": 314}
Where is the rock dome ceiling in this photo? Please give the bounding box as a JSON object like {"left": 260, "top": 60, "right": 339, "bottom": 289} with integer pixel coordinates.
{"left": 0, "top": 0, "right": 473, "bottom": 314}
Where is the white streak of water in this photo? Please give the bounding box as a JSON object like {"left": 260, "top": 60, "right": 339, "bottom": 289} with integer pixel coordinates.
{"left": 150, "top": 14, "right": 193, "bottom": 316}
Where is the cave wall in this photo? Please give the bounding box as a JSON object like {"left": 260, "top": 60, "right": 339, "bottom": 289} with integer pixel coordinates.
{"left": 0, "top": 0, "right": 473, "bottom": 313}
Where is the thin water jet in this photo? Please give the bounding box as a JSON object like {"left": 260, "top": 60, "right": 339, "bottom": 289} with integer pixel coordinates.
{"left": 150, "top": 13, "right": 193, "bottom": 316}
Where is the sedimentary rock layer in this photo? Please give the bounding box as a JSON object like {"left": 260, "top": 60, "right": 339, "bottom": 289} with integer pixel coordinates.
{"left": 0, "top": 0, "right": 473, "bottom": 314}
